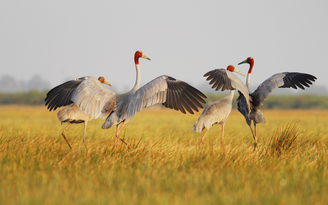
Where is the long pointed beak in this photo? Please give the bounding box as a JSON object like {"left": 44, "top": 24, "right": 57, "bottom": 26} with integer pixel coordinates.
{"left": 238, "top": 59, "right": 248, "bottom": 65}
{"left": 233, "top": 68, "right": 245, "bottom": 76}
{"left": 142, "top": 54, "right": 151, "bottom": 61}
{"left": 104, "top": 80, "right": 112, "bottom": 87}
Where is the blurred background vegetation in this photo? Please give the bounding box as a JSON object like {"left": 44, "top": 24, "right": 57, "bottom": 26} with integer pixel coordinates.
{"left": 0, "top": 74, "right": 327, "bottom": 109}
{"left": 0, "top": 90, "right": 327, "bottom": 109}
{"left": 206, "top": 93, "right": 328, "bottom": 109}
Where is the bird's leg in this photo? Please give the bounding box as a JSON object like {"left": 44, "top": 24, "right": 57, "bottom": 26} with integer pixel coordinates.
{"left": 61, "top": 123, "right": 72, "bottom": 150}
{"left": 254, "top": 123, "right": 257, "bottom": 139}
{"left": 114, "top": 125, "right": 119, "bottom": 147}
{"left": 253, "top": 122, "right": 258, "bottom": 150}
{"left": 83, "top": 121, "right": 88, "bottom": 152}
{"left": 114, "top": 122, "right": 130, "bottom": 148}
{"left": 199, "top": 130, "right": 208, "bottom": 147}
{"left": 249, "top": 125, "right": 256, "bottom": 141}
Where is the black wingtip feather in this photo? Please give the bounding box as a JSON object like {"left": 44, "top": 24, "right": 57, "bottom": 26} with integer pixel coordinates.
{"left": 283, "top": 73, "right": 317, "bottom": 90}
{"left": 44, "top": 77, "right": 85, "bottom": 111}
{"left": 204, "top": 69, "right": 234, "bottom": 92}
{"left": 203, "top": 70, "right": 216, "bottom": 78}
{"left": 164, "top": 78, "right": 207, "bottom": 114}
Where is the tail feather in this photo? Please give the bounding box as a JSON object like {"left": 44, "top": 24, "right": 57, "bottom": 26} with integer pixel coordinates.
{"left": 191, "top": 117, "right": 206, "bottom": 133}
{"left": 57, "top": 107, "right": 69, "bottom": 122}
{"left": 191, "top": 124, "right": 197, "bottom": 133}
{"left": 252, "top": 109, "right": 266, "bottom": 124}
{"left": 101, "top": 119, "right": 115, "bottom": 129}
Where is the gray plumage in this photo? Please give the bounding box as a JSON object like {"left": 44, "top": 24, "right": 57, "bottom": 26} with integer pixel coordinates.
{"left": 192, "top": 66, "right": 249, "bottom": 146}
{"left": 237, "top": 57, "right": 317, "bottom": 147}
{"left": 102, "top": 75, "right": 206, "bottom": 130}
{"left": 238, "top": 72, "right": 317, "bottom": 125}
{"left": 45, "top": 76, "right": 112, "bottom": 150}
{"left": 46, "top": 51, "right": 207, "bottom": 147}
{"left": 192, "top": 91, "right": 234, "bottom": 133}
{"left": 56, "top": 104, "right": 91, "bottom": 150}
{"left": 57, "top": 104, "right": 92, "bottom": 124}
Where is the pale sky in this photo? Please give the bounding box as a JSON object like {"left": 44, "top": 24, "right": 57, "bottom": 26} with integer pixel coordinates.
{"left": 1, "top": 1, "right": 327, "bottom": 93}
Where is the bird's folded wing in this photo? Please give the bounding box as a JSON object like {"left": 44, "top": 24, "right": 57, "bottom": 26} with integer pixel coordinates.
{"left": 71, "top": 76, "right": 116, "bottom": 119}
{"left": 237, "top": 93, "right": 252, "bottom": 126}
{"left": 123, "top": 75, "right": 207, "bottom": 122}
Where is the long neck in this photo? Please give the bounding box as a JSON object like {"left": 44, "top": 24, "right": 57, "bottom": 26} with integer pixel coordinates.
{"left": 246, "top": 61, "right": 254, "bottom": 91}
{"left": 228, "top": 90, "right": 235, "bottom": 100}
{"left": 246, "top": 73, "right": 251, "bottom": 91}
{"left": 132, "top": 63, "right": 140, "bottom": 91}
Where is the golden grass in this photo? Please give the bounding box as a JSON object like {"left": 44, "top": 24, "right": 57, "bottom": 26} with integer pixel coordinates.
{"left": 0, "top": 105, "right": 328, "bottom": 204}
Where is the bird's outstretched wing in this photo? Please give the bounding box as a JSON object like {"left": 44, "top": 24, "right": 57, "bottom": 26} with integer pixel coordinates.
{"left": 204, "top": 69, "right": 234, "bottom": 91}
{"left": 123, "top": 75, "right": 207, "bottom": 122}
{"left": 204, "top": 69, "right": 251, "bottom": 111}
{"left": 45, "top": 77, "right": 87, "bottom": 111}
{"left": 252, "top": 72, "right": 317, "bottom": 108}
{"left": 45, "top": 76, "right": 116, "bottom": 119}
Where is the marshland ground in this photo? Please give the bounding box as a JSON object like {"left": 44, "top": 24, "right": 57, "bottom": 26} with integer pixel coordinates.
{"left": 0, "top": 105, "right": 327, "bottom": 204}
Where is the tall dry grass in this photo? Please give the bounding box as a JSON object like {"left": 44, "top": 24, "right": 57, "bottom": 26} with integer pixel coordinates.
{"left": 0, "top": 105, "right": 327, "bottom": 204}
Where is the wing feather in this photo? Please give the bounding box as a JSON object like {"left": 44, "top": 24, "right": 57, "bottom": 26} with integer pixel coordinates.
{"left": 183, "top": 88, "right": 202, "bottom": 110}
{"left": 175, "top": 90, "right": 187, "bottom": 113}
{"left": 204, "top": 69, "right": 234, "bottom": 91}
{"left": 252, "top": 72, "right": 317, "bottom": 108}
{"left": 45, "top": 77, "right": 87, "bottom": 111}
{"left": 178, "top": 93, "right": 194, "bottom": 114}
{"left": 123, "top": 75, "right": 207, "bottom": 122}
{"left": 45, "top": 76, "right": 116, "bottom": 119}
{"left": 71, "top": 76, "right": 116, "bottom": 119}
{"left": 170, "top": 87, "right": 180, "bottom": 111}
{"left": 211, "top": 76, "right": 223, "bottom": 90}
{"left": 237, "top": 92, "right": 252, "bottom": 127}
{"left": 185, "top": 85, "right": 207, "bottom": 102}
{"left": 204, "top": 69, "right": 251, "bottom": 110}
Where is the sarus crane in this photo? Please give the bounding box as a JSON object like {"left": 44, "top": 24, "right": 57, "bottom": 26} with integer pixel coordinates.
{"left": 45, "top": 51, "right": 207, "bottom": 148}
{"left": 237, "top": 57, "right": 317, "bottom": 148}
{"left": 47, "top": 77, "right": 111, "bottom": 151}
{"left": 192, "top": 65, "right": 251, "bottom": 147}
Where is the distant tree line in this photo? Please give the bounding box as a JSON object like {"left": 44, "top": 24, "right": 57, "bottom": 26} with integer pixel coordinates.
{"left": 0, "top": 90, "right": 327, "bottom": 109}
{"left": 0, "top": 90, "right": 48, "bottom": 105}
{"left": 204, "top": 93, "right": 328, "bottom": 109}
{"left": 0, "top": 75, "right": 50, "bottom": 93}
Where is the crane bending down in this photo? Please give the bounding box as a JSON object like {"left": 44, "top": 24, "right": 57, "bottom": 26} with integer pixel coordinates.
{"left": 192, "top": 65, "right": 251, "bottom": 147}
{"left": 48, "top": 77, "right": 111, "bottom": 151}
{"left": 45, "top": 51, "right": 207, "bottom": 148}
{"left": 237, "top": 57, "right": 317, "bottom": 148}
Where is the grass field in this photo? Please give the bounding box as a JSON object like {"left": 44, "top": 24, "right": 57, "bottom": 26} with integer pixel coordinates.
{"left": 0, "top": 105, "right": 327, "bottom": 205}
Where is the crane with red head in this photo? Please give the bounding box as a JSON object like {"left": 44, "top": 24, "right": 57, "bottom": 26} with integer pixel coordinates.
{"left": 237, "top": 57, "right": 317, "bottom": 149}
{"left": 46, "top": 51, "right": 207, "bottom": 149}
